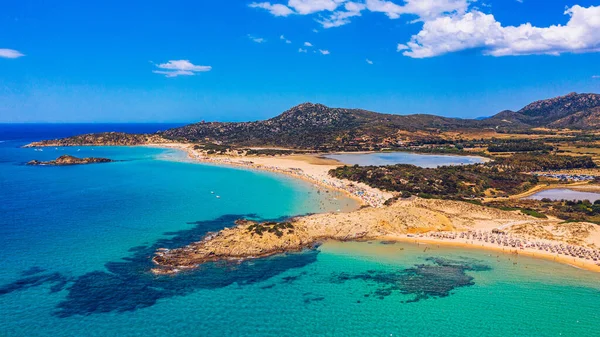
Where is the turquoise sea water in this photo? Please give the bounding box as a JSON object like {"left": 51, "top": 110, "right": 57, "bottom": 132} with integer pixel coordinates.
{"left": 324, "top": 152, "right": 486, "bottom": 167}
{"left": 1, "top": 125, "right": 600, "bottom": 336}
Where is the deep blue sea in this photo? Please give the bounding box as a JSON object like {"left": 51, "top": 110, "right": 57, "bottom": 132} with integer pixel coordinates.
{"left": 1, "top": 124, "right": 600, "bottom": 337}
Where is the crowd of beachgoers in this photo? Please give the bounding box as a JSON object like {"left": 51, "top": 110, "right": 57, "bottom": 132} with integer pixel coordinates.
{"left": 183, "top": 150, "right": 389, "bottom": 208}
{"left": 427, "top": 230, "right": 600, "bottom": 264}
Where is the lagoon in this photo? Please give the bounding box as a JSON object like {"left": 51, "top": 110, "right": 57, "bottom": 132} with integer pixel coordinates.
{"left": 324, "top": 151, "right": 486, "bottom": 167}
{"left": 527, "top": 188, "right": 600, "bottom": 202}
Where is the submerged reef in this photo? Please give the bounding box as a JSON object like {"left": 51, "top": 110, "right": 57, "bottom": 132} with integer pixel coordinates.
{"left": 331, "top": 257, "right": 491, "bottom": 303}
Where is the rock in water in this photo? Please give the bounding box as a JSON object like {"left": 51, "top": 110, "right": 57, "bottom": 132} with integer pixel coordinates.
{"left": 27, "top": 155, "right": 114, "bottom": 166}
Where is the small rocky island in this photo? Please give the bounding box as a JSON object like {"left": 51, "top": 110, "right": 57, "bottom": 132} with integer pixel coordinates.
{"left": 27, "top": 155, "right": 114, "bottom": 166}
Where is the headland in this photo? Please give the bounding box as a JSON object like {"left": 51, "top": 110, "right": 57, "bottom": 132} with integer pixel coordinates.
{"left": 146, "top": 143, "right": 600, "bottom": 274}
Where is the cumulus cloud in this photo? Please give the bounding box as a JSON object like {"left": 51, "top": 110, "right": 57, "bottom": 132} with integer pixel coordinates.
{"left": 318, "top": 2, "right": 365, "bottom": 28}
{"left": 304, "top": 41, "right": 313, "bottom": 47}
{"left": 251, "top": 0, "right": 472, "bottom": 27}
{"left": 153, "top": 60, "right": 212, "bottom": 77}
{"left": 319, "top": 49, "right": 331, "bottom": 54}
{"left": 250, "top": 1, "right": 600, "bottom": 58}
{"left": 400, "top": 5, "right": 600, "bottom": 58}
{"left": 248, "top": 34, "right": 266, "bottom": 43}
{"left": 366, "top": 58, "right": 373, "bottom": 64}
{"left": 299, "top": 48, "right": 308, "bottom": 53}
{"left": 0, "top": 49, "right": 25, "bottom": 59}
{"left": 249, "top": 2, "right": 295, "bottom": 16}
{"left": 288, "top": 0, "right": 346, "bottom": 14}
{"left": 593, "top": 75, "right": 600, "bottom": 79}
{"left": 366, "top": 0, "right": 471, "bottom": 21}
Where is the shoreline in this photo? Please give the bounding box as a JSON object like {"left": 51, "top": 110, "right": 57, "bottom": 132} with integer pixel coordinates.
{"left": 21, "top": 141, "right": 600, "bottom": 274}
{"left": 146, "top": 143, "right": 600, "bottom": 274}
{"left": 383, "top": 235, "right": 600, "bottom": 273}
{"left": 148, "top": 143, "right": 392, "bottom": 208}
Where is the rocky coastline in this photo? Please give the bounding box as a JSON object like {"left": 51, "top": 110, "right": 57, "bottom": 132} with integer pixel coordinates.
{"left": 150, "top": 197, "right": 600, "bottom": 275}
{"left": 27, "top": 155, "right": 114, "bottom": 166}
{"left": 20, "top": 138, "right": 600, "bottom": 274}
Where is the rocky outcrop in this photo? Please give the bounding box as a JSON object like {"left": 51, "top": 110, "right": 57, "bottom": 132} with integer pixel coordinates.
{"left": 151, "top": 198, "right": 535, "bottom": 274}
{"left": 27, "top": 155, "right": 114, "bottom": 166}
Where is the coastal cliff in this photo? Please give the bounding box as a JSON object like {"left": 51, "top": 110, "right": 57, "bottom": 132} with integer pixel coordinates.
{"left": 27, "top": 155, "right": 114, "bottom": 166}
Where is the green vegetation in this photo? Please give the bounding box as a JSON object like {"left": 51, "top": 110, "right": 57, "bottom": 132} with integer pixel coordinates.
{"left": 331, "top": 163, "right": 537, "bottom": 199}
{"left": 487, "top": 140, "right": 554, "bottom": 153}
{"left": 488, "top": 199, "right": 600, "bottom": 224}
{"left": 247, "top": 222, "right": 294, "bottom": 237}
{"left": 193, "top": 143, "right": 237, "bottom": 155}
{"left": 330, "top": 154, "right": 596, "bottom": 200}
{"left": 519, "top": 209, "right": 548, "bottom": 219}
{"left": 244, "top": 149, "right": 306, "bottom": 156}
{"left": 492, "top": 154, "right": 596, "bottom": 171}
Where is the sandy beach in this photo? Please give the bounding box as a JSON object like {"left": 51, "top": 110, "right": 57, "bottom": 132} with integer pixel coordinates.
{"left": 150, "top": 143, "right": 393, "bottom": 208}
{"left": 388, "top": 233, "right": 600, "bottom": 273}
{"left": 147, "top": 143, "right": 600, "bottom": 274}
{"left": 150, "top": 170, "right": 600, "bottom": 274}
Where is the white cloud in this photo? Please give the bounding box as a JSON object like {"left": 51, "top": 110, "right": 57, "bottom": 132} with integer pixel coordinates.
{"left": 249, "top": 2, "right": 294, "bottom": 16}
{"left": 312, "top": 28, "right": 319, "bottom": 33}
{"left": 280, "top": 35, "right": 292, "bottom": 43}
{"left": 0, "top": 49, "right": 25, "bottom": 59}
{"left": 249, "top": 1, "right": 600, "bottom": 58}
{"left": 366, "top": 58, "right": 373, "bottom": 64}
{"left": 593, "top": 75, "right": 600, "bottom": 79}
{"left": 400, "top": 5, "right": 600, "bottom": 58}
{"left": 288, "top": 0, "right": 346, "bottom": 14}
{"left": 248, "top": 34, "right": 266, "bottom": 43}
{"left": 299, "top": 48, "right": 308, "bottom": 53}
{"left": 304, "top": 41, "right": 313, "bottom": 47}
{"left": 318, "top": 2, "right": 365, "bottom": 28}
{"left": 319, "top": 49, "right": 330, "bottom": 54}
{"left": 252, "top": 0, "right": 473, "bottom": 28}
{"left": 152, "top": 60, "right": 212, "bottom": 77}
{"left": 250, "top": 0, "right": 344, "bottom": 16}
{"left": 396, "top": 44, "right": 409, "bottom": 51}
{"left": 368, "top": 0, "right": 471, "bottom": 21}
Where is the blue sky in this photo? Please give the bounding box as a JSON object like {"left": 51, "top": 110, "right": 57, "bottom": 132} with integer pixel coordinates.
{"left": 1, "top": 0, "right": 599, "bottom": 123}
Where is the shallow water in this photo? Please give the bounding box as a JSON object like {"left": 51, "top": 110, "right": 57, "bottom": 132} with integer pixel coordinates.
{"left": 527, "top": 188, "right": 600, "bottom": 202}
{"left": 1, "top": 125, "right": 600, "bottom": 336}
{"left": 324, "top": 152, "right": 486, "bottom": 167}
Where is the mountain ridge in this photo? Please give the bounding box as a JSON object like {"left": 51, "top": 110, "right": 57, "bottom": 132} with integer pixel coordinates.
{"left": 485, "top": 92, "right": 600, "bottom": 128}
{"left": 161, "top": 92, "right": 600, "bottom": 149}
{"left": 27, "top": 92, "right": 600, "bottom": 150}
